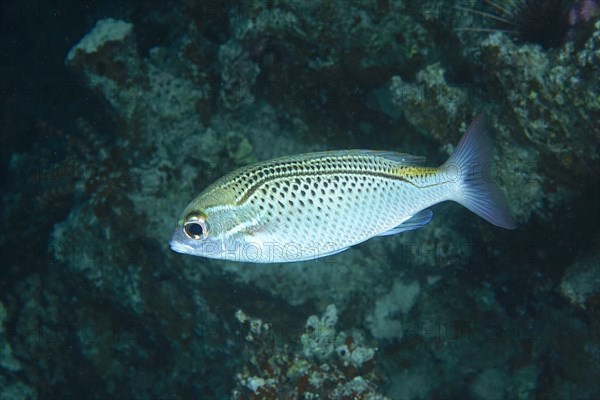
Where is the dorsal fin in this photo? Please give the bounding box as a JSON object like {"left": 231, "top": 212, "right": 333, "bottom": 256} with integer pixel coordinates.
{"left": 343, "top": 150, "right": 426, "bottom": 166}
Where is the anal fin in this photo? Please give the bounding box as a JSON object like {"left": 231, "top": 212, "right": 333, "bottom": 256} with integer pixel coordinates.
{"left": 377, "top": 209, "right": 433, "bottom": 237}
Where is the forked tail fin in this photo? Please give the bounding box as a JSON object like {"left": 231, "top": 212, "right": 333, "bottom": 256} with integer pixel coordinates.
{"left": 442, "top": 114, "right": 517, "bottom": 229}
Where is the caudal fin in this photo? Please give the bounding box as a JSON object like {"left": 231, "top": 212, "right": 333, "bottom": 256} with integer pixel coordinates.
{"left": 442, "top": 114, "right": 517, "bottom": 229}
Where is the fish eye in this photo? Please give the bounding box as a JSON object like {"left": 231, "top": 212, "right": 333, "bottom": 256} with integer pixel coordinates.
{"left": 183, "top": 214, "right": 208, "bottom": 240}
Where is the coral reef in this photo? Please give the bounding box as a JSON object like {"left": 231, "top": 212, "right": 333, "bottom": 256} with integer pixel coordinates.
{"left": 232, "top": 305, "right": 387, "bottom": 400}
{"left": 368, "top": 278, "right": 421, "bottom": 340}
{"left": 469, "top": 368, "right": 509, "bottom": 400}
{"left": 0, "top": 301, "right": 36, "bottom": 400}
{"left": 560, "top": 249, "right": 600, "bottom": 309}
{"left": 1, "top": 0, "right": 598, "bottom": 398}
{"left": 389, "top": 19, "right": 600, "bottom": 222}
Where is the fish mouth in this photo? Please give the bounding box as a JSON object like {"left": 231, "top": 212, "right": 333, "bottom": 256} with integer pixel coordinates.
{"left": 169, "top": 227, "right": 227, "bottom": 258}
{"left": 169, "top": 230, "right": 221, "bottom": 257}
{"left": 169, "top": 229, "right": 194, "bottom": 254}
{"left": 169, "top": 240, "right": 190, "bottom": 254}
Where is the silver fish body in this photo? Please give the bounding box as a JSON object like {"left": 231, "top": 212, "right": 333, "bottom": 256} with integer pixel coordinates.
{"left": 170, "top": 115, "right": 516, "bottom": 263}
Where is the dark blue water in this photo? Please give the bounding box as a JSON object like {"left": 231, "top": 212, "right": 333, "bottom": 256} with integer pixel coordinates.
{"left": 1, "top": 1, "right": 598, "bottom": 399}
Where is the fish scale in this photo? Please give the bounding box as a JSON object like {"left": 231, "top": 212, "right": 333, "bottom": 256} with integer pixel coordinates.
{"left": 170, "top": 115, "right": 517, "bottom": 263}
{"left": 242, "top": 160, "right": 426, "bottom": 248}
{"left": 199, "top": 153, "right": 443, "bottom": 247}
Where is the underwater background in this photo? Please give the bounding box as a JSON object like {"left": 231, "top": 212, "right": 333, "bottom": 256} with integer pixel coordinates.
{"left": 1, "top": 0, "right": 599, "bottom": 398}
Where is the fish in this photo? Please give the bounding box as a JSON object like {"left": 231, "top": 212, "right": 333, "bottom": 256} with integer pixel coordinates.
{"left": 169, "top": 114, "right": 516, "bottom": 263}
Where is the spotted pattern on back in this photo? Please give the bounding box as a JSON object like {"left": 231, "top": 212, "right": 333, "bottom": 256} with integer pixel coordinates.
{"left": 201, "top": 151, "right": 452, "bottom": 249}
